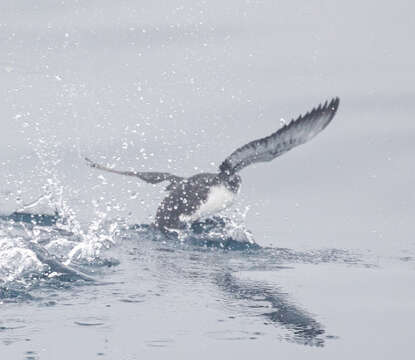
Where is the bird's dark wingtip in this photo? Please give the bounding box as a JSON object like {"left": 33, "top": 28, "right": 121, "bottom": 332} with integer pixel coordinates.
{"left": 328, "top": 97, "right": 340, "bottom": 116}
{"left": 85, "top": 157, "right": 96, "bottom": 168}
{"left": 330, "top": 97, "right": 340, "bottom": 110}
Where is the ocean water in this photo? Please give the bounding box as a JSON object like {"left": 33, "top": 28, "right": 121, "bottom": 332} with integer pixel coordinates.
{"left": 1, "top": 1, "right": 414, "bottom": 359}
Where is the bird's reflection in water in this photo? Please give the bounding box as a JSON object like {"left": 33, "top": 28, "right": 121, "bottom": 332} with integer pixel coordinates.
{"left": 1, "top": 212, "right": 335, "bottom": 347}
{"left": 138, "top": 223, "right": 332, "bottom": 347}
{"left": 216, "top": 272, "right": 326, "bottom": 347}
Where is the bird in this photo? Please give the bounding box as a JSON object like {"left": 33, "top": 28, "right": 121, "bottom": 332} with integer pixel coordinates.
{"left": 86, "top": 97, "right": 339, "bottom": 231}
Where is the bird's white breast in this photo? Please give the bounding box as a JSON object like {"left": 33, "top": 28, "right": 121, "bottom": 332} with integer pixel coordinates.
{"left": 180, "top": 184, "right": 237, "bottom": 222}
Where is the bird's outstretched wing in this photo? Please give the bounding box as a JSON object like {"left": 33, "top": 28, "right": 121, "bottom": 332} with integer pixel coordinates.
{"left": 85, "top": 157, "right": 183, "bottom": 185}
{"left": 219, "top": 97, "right": 340, "bottom": 175}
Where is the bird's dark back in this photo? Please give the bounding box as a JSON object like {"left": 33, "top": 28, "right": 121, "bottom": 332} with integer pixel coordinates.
{"left": 155, "top": 173, "right": 220, "bottom": 229}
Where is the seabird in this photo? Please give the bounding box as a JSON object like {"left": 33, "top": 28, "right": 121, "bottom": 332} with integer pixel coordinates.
{"left": 86, "top": 98, "right": 340, "bottom": 231}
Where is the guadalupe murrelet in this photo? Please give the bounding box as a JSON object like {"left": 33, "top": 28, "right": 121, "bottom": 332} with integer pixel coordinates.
{"left": 86, "top": 98, "right": 339, "bottom": 230}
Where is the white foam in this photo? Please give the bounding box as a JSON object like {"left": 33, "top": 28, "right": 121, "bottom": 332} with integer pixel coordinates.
{"left": 0, "top": 238, "right": 46, "bottom": 283}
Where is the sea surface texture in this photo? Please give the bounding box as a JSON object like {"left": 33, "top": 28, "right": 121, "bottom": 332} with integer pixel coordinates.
{"left": 1, "top": 1, "right": 414, "bottom": 359}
